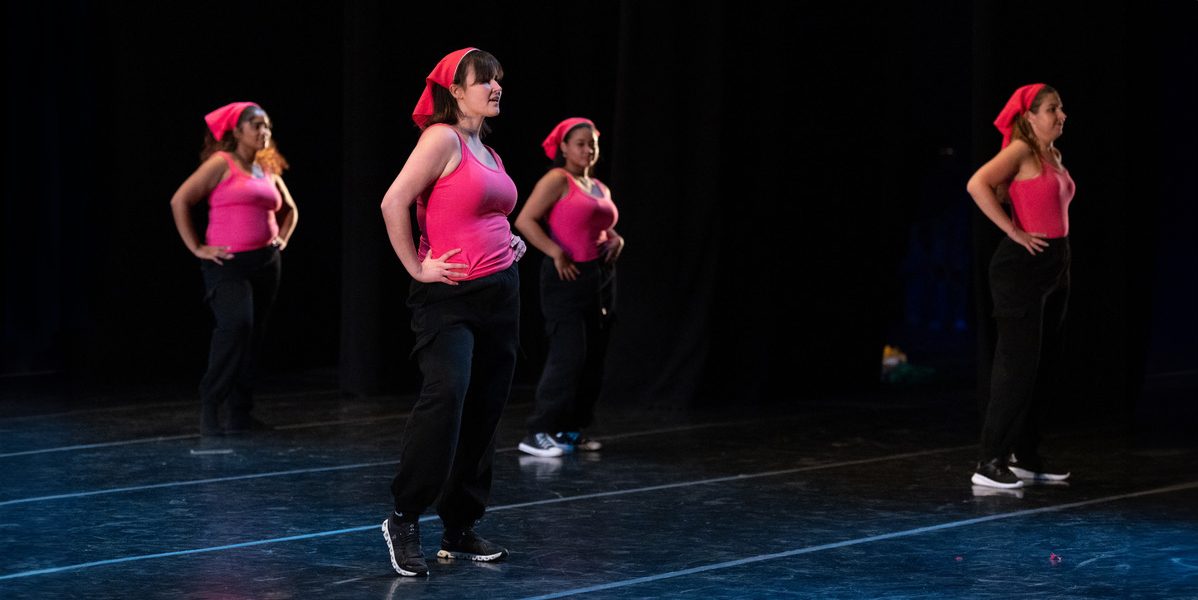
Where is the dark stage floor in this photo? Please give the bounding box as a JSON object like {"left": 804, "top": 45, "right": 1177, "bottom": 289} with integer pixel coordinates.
{"left": 2, "top": 373, "right": 1196, "bottom": 599}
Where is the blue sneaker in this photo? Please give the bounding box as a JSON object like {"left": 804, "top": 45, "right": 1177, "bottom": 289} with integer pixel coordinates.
{"left": 555, "top": 431, "right": 601, "bottom": 452}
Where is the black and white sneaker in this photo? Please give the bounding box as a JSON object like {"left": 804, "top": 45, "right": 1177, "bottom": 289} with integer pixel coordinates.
{"left": 437, "top": 527, "right": 508, "bottom": 562}
{"left": 1009, "top": 453, "right": 1070, "bottom": 482}
{"left": 971, "top": 458, "right": 1024, "bottom": 489}
{"left": 555, "top": 431, "right": 602, "bottom": 452}
{"left": 381, "top": 514, "right": 428, "bottom": 576}
{"left": 518, "top": 433, "right": 564, "bottom": 457}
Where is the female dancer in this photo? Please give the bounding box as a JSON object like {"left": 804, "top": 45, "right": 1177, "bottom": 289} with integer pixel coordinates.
{"left": 379, "top": 48, "right": 526, "bottom": 576}
{"left": 169, "top": 102, "right": 297, "bottom": 436}
{"left": 966, "top": 84, "right": 1073, "bottom": 489}
{"left": 515, "top": 118, "right": 622, "bottom": 457}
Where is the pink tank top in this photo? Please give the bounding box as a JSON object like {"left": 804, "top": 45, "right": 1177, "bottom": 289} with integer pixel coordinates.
{"left": 416, "top": 126, "right": 519, "bottom": 280}
{"left": 1008, "top": 157, "right": 1075, "bottom": 239}
{"left": 205, "top": 153, "right": 281, "bottom": 252}
{"left": 545, "top": 169, "right": 618, "bottom": 262}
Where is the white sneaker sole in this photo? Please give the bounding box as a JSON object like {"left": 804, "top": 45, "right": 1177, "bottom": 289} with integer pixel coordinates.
{"left": 971, "top": 472, "right": 1024, "bottom": 489}
{"left": 436, "top": 548, "right": 506, "bottom": 561}
{"left": 381, "top": 520, "right": 428, "bottom": 577}
{"left": 1009, "top": 465, "right": 1070, "bottom": 481}
{"left": 518, "top": 442, "right": 563, "bottom": 457}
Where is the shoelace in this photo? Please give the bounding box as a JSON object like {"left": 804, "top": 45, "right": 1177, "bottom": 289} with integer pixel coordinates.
{"left": 394, "top": 522, "right": 423, "bottom": 553}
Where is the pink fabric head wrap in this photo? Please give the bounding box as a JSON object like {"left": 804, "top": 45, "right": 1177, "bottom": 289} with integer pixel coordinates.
{"left": 993, "top": 83, "right": 1046, "bottom": 148}
{"left": 541, "top": 117, "right": 598, "bottom": 160}
{"left": 204, "top": 102, "right": 260, "bottom": 141}
{"left": 412, "top": 48, "right": 477, "bottom": 129}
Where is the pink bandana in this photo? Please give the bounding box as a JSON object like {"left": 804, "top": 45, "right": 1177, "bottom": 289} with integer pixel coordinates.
{"left": 993, "top": 83, "right": 1046, "bottom": 148}
{"left": 204, "top": 102, "right": 259, "bottom": 141}
{"left": 541, "top": 117, "right": 598, "bottom": 160}
{"left": 412, "top": 48, "right": 477, "bottom": 129}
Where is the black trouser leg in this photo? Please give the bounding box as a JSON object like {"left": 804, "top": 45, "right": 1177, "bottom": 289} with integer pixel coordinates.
{"left": 979, "top": 239, "right": 1069, "bottom": 463}
{"left": 438, "top": 314, "right": 518, "bottom": 527}
{"left": 572, "top": 265, "right": 615, "bottom": 430}
{"left": 980, "top": 309, "right": 1045, "bottom": 462}
{"left": 1013, "top": 281, "right": 1069, "bottom": 459}
{"left": 570, "top": 305, "right": 611, "bottom": 431}
{"left": 199, "top": 279, "right": 254, "bottom": 419}
{"left": 391, "top": 325, "right": 474, "bottom": 519}
{"left": 527, "top": 316, "right": 587, "bottom": 433}
{"left": 527, "top": 258, "right": 613, "bottom": 434}
{"left": 391, "top": 265, "right": 519, "bottom": 524}
{"left": 229, "top": 254, "right": 280, "bottom": 424}
{"left": 198, "top": 248, "right": 280, "bottom": 430}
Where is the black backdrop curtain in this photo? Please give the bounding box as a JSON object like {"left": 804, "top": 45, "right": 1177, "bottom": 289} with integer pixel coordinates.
{"left": 4, "top": 2, "right": 1193, "bottom": 419}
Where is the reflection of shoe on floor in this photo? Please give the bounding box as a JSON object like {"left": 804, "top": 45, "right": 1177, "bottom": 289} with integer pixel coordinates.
{"left": 555, "top": 431, "right": 602, "bottom": 452}
{"left": 518, "top": 433, "right": 564, "bottom": 457}
{"left": 381, "top": 514, "right": 428, "bottom": 577}
{"left": 517, "top": 454, "right": 563, "bottom": 478}
{"left": 971, "top": 458, "right": 1023, "bottom": 489}
{"left": 437, "top": 527, "right": 508, "bottom": 562}
{"left": 225, "top": 416, "right": 273, "bottom": 435}
{"left": 201, "top": 404, "right": 222, "bottom": 437}
{"left": 971, "top": 484, "right": 1024, "bottom": 499}
{"left": 1008, "top": 453, "right": 1070, "bottom": 482}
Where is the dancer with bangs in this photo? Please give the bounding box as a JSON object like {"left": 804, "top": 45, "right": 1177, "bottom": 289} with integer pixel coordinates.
{"left": 379, "top": 48, "right": 526, "bottom": 577}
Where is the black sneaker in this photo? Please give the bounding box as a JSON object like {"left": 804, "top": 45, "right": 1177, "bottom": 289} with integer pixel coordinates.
{"left": 518, "top": 433, "right": 564, "bottom": 457}
{"left": 1009, "top": 453, "right": 1070, "bottom": 482}
{"left": 971, "top": 458, "right": 1024, "bottom": 489}
{"left": 381, "top": 514, "right": 428, "bottom": 576}
{"left": 554, "top": 431, "right": 602, "bottom": 452}
{"left": 437, "top": 527, "right": 508, "bottom": 562}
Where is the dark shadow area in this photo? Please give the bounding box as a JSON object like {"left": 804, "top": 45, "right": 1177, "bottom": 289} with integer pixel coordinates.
{"left": 3, "top": 1, "right": 1194, "bottom": 437}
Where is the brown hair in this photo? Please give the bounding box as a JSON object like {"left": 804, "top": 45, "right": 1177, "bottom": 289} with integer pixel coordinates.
{"left": 424, "top": 50, "right": 504, "bottom": 136}
{"left": 199, "top": 106, "right": 289, "bottom": 174}
{"left": 1009, "top": 84, "right": 1058, "bottom": 164}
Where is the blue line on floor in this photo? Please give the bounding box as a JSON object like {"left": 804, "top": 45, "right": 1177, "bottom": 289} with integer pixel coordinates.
{"left": 0, "top": 418, "right": 811, "bottom": 506}
{"left": 0, "top": 389, "right": 341, "bottom": 423}
{"left": 0, "top": 398, "right": 534, "bottom": 457}
{"left": 0, "top": 445, "right": 976, "bottom": 579}
{"left": 0, "top": 461, "right": 399, "bottom": 507}
{"left": 516, "top": 480, "right": 1198, "bottom": 600}
{"left": 0, "top": 525, "right": 379, "bottom": 580}
{"left": 0, "top": 434, "right": 199, "bottom": 458}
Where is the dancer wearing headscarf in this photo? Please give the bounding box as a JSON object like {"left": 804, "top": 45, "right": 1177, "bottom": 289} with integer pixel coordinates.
{"left": 379, "top": 48, "right": 527, "bottom": 577}
{"left": 169, "top": 102, "right": 297, "bottom": 436}
{"left": 966, "top": 84, "right": 1073, "bottom": 489}
{"left": 514, "top": 118, "right": 622, "bottom": 457}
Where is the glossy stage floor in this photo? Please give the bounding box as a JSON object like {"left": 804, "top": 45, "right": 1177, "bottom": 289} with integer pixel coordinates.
{"left": 2, "top": 372, "right": 1196, "bottom": 599}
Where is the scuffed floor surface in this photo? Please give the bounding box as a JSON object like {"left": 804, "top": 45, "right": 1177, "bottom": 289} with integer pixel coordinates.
{"left": 2, "top": 375, "right": 1196, "bottom": 599}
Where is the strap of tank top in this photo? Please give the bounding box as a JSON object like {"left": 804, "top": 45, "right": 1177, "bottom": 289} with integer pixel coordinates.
{"left": 558, "top": 168, "right": 604, "bottom": 197}
{"left": 487, "top": 144, "right": 504, "bottom": 170}
{"left": 217, "top": 151, "right": 242, "bottom": 177}
{"left": 434, "top": 123, "right": 503, "bottom": 170}
{"left": 428, "top": 123, "right": 469, "bottom": 161}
